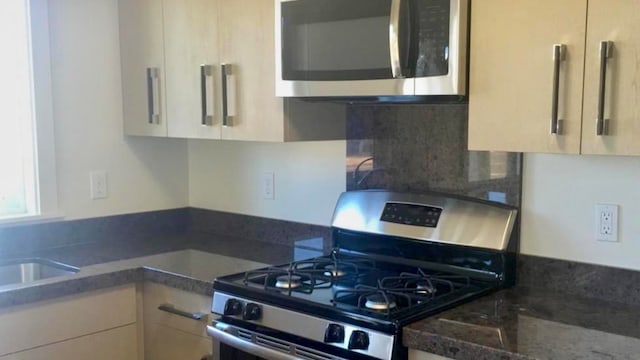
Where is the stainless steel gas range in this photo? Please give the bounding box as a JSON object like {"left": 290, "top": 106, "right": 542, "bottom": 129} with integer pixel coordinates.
{"left": 207, "top": 190, "right": 518, "bottom": 360}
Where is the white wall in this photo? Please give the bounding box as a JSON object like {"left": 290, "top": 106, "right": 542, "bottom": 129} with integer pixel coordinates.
{"left": 48, "top": 0, "right": 188, "bottom": 220}
{"left": 521, "top": 153, "right": 640, "bottom": 270}
{"left": 188, "top": 140, "right": 346, "bottom": 226}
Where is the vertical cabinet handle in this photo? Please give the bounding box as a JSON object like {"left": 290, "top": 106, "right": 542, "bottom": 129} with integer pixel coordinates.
{"left": 596, "top": 41, "right": 613, "bottom": 136}
{"left": 221, "top": 63, "right": 233, "bottom": 127}
{"left": 389, "top": 0, "right": 404, "bottom": 79}
{"left": 200, "top": 65, "right": 214, "bottom": 126}
{"left": 146, "top": 68, "right": 160, "bottom": 124}
{"left": 550, "top": 44, "right": 566, "bottom": 135}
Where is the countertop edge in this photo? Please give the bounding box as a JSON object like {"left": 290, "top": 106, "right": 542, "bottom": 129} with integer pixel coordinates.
{"left": 403, "top": 328, "right": 535, "bottom": 360}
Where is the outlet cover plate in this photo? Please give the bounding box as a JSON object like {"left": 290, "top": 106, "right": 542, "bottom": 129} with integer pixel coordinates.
{"left": 595, "top": 204, "right": 618, "bottom": 242}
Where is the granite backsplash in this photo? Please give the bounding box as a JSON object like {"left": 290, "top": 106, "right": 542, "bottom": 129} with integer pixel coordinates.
{"left": 346, "top": 103, "right": 523, "bottom": 207}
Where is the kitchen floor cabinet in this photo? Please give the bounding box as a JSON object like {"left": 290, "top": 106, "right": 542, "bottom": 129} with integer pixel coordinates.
{"left": 409, "top": 350, "right": 453, "bottom": 360}
{"left": 0, "top": 285, "right": 138, "bottom": 359}
{"left": 143, "top": 283, "right": 214, "bottom": 360}
{"left": 469, "top": 0, "right": 640, "bottom": 155}
{"left": 0, "top": 325, "right": 138, "bottom": 360}
{"left": 119, "top": 0, "right": 345, "bottom": 142}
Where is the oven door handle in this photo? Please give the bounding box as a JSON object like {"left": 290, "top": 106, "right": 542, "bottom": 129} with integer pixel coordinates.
{"left": 207, "top": 322, "right": 299, "bottom": 360}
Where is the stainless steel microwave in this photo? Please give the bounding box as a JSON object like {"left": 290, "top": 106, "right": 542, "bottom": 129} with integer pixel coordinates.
{"left": 275, "top": 0, "right": 468, "bottom": 98}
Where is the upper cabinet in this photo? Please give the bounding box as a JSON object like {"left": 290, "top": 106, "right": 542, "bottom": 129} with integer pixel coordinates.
{"left": 119, "top": 0, "right": 167, "bottom": 137}
{"left": 119, "top": 0, "right": 344, "bottom": 142}
{"left": 469, "top": 0, "right": 640, "bottom": 156}
{"left": 581, "top": 0, "right": 640, "bottom": 155}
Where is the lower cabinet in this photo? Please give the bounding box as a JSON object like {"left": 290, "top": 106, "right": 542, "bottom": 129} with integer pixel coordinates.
{"left": 0, "top": 324, "right": 138, "bottom": 360}
{"left": 409, "top": 349, "right": 454, "bottom": 360}
{"left": 143, "top": 283, "right": 215, "bottom": 360}
{"left": 145, "top": 323, "right": 213, "bottom": 360}
{"left": 0, "top": 284, "right": 138, "bottom": 358}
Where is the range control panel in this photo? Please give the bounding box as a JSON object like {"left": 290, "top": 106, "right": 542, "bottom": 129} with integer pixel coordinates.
{"left": 380, "top": 202, "right": 442, "bottom": 228}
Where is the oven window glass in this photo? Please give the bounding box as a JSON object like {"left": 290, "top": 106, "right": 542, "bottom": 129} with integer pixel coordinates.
{"left": 281, "top": 0, "right": 394, "bottom": 81}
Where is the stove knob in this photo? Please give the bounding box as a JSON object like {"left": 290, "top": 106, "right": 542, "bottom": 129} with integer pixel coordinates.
{"left": 243, "top": 303, "right": 262, "bottom": 321}
{"left": 348, "top": 330, "right": 369, "bottom": 350}
{"left": 223, "top": 298, "right": 243, "bottom": 316}
{"left": 324, "top": 324, "right": 345, "bottom": 343}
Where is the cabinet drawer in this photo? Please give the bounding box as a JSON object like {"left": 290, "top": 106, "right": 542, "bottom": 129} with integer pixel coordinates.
{"left": 145, "top": 323, "right": 214, "bottom": 360}
{"left": 0, "top": 324, "right": 138, "bottom": 360}
{"left": 143, "top": 282, "right": 212, "bottom": 337}
{"left": 0, "top": 284, "right": 136, "bottom": 356}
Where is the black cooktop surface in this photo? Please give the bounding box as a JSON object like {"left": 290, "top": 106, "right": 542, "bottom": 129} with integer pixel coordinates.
{"left": 213, "top": 251, "right": 496, "bottom": 334}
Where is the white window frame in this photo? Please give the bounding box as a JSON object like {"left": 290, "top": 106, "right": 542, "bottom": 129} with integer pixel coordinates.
{"left": 0, "top": 0, "right": 60, "bottom": 225}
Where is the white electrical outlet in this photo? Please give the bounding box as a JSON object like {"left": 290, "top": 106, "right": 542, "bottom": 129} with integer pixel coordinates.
{"left": 90, "top": 171, "right": 108, "bottom": 199}
{"left": 262, "top": 172, "right": 275, "bottom": 200}
{"left": 595, "top": 204, "right": 618, "bottom": 242}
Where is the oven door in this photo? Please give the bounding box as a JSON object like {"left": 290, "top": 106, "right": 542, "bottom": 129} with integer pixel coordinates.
{"left": 208, "top": 320, "right": 379, "bottom": 360}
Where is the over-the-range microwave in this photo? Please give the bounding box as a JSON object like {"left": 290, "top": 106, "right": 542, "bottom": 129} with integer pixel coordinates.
{"left": 275, "top": 0, "right": 468, "bottom": 100}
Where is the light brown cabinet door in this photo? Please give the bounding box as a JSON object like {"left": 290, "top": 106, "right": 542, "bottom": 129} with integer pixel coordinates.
{"left": 0, "top": 325, "right": 138, "bottom": 360}
{"left": 144, "top": 323, "right": 213, "bottom": 360}
{"left": 581, "top": 0, "right": 640, "bottom": 155}
{"left": 119, "top": 0, "right": 168, "bottom": 137}
{"left": 217, "top": 0, "right": 285, "bottom": 142}
{"left": 468, "top": 0, "right": 587, "bottom": 153}
{"left": 163, "top": 0, "right": 221, "bottom": 139}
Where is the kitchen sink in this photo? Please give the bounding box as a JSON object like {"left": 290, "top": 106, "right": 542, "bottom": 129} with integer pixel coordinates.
{"left": 0, "top": 258, "right": 79, "bottom": 287}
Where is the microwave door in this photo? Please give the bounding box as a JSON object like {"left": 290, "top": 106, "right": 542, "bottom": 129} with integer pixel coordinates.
{"left": 413, "top": 0, "right": 468, "bottom": 96}
{"left": 276, "top": 0, "right": 414, "bottom": 97}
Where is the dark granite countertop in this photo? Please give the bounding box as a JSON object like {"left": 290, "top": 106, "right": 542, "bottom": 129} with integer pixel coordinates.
{"left": 404, "top": 286, "right": 640, "bottom": 360}
{"left": 0, "top": 233, "right": 301, "bottom": 308}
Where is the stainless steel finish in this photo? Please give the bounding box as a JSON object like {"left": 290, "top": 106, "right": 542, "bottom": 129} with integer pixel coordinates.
{"left": 212, "top": 292, "right": 395, "bottom": 360}
{"left": 158, "top": 303, "right": 207, "bottom": 321}
{"left": 596, "top": 40, "right": 614, "bottom": 136}
{"left": 389, "top": 0, "right": 403, "bottom": 79}
{"left": 550, "top": 44, "right": 566, "bottom": 135}
{"left": 200, "top": 64, "right": 214, "bottom": 126}
{"left": 221, "top": 63, "right": 233, "bottom": 127}
{"left": 0, "top": 259, "right": 79, "bottom": 287}
{"left": 208, "top": 320, "right": 347, "bottom": 360}
{"left": 275, "top": 0, "right": 467, "bottom": 97}
{"left": 414, "top": 0, "right": 468, "bottom": 96}
{"left": 331, "top": 190, "right": 517, "bottom": 251}
{"left": 146, "top": 67, "right": 160, "bottom": 124}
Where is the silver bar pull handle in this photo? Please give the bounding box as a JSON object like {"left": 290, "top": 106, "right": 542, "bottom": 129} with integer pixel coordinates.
{"left": 200, "top": 64, "right": 214, "bottom": 126}
{"left": 550, "top": 44, "right": 566, "bottom": 135}
{"left": 596, "top": 41, "right": 613, "bottom": 136}
{"left": 389, "top": 0, "right": 403, "bottom": 78}
{"left": 146, "top": 68, "right": 160, "bottom": 124}
{"left": 221, "top": 63, "right": 233, "bottom": 127}
{"left": 158, "top": 303, "right": 206, "bottom": 321}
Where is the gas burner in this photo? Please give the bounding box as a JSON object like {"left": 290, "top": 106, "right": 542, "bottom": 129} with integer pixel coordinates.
{"left": 275, "top": 275, "right": 303, "bottom": 289}
{"left": 415, "top": 281, "right": 437, "bottom": 295}
{"left": 323, "top": 264, "right": 349, "bottom": 277}
{"left": 364, "top": 294, "right": 397, "bottom": 311}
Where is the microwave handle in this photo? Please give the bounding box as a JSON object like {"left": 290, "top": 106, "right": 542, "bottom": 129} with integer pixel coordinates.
{"left": 389, "top": 0, "right": 404, "bottom": 78}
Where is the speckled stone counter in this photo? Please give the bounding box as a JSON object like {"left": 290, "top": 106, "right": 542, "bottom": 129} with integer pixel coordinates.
{"left": 0, "top": 234, "right": 303, "bottom": 308}
{"left": 404, "top": 287, "right": 640, "bottom": 360}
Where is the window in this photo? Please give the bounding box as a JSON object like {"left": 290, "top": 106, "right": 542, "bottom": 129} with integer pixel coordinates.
{"left": 0, "top": 0, "right": 58, "bottom": 222}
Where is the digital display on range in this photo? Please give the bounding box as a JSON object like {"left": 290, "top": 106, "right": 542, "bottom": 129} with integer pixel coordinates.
{"left": 380, "top": 202, "right": 442, "bottom": 228}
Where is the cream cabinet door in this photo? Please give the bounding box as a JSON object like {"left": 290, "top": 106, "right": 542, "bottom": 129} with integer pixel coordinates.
{"left": 468, "top": 0, "right": 587, "bottom": 153}
{"left": 0, "top": 325, "right": 138, "bottom": 360}
{"left": 119, "top": 0, "right": 167, "bottom": 137}
{"left": 164, "top": 0, "right": 221, "bottom": 139}
{"left": 145, "top": 323, "right": 213, "bottom": 360}
{"left": 409, "top": 349, "right": 454, "bottom": 360}
{"left": 217, "top": 0, "right": 285, "bottom": 142}
{"left": 581, "top": 0, "right": 640, "bottom": 155}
